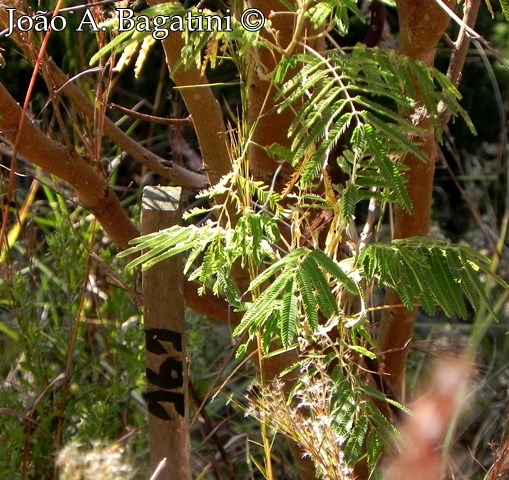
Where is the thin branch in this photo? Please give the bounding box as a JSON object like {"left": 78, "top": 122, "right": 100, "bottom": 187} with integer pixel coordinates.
{"left": 109, "top": 103, "right": 194, "bottom": 127}
{"left": 435, "top": 0, "right": 481, "bottom": 39}
{"left": 47, "top": 60, "right": 209, "bottom": 191}
{"left": 440, "top": 0, "right": 481, "bottom": 127}
{"left": 0, "top": 0, "right": 65, "bottom": 257}
{"left": 446, "top": 0, "right": 481, "bottom": 85}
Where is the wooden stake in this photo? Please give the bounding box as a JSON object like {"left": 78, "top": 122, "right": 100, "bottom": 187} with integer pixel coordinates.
{"left": 141, "top": 186, "right": 190, "bottom": 480}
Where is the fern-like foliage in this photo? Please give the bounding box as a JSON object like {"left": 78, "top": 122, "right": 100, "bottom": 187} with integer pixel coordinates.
{"left": 358, "top": 237, "right": 506, "bottom": 319}
{"left": 120, "top": 211, "right": 284, "bottom": 307}
{"left": 270, "top": 46, "right": 473, "bottom": 220}
{"left": 305, "top": 0, "right": 362, "bottom": 34}
{"left": 108, "top": 0, "right": 503, "bottom": 337}
{"left": 233, "top": 247, "right": 361, "bottom": 354}
{"left": 121, "top": 220, "right": 362, "bottom": 354}
{"left": 122, "top": 223, "right": 506, "bottom": 358}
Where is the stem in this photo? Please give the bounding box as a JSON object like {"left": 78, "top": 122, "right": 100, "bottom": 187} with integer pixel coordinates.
{"left": 440, "top": 0, "right": 482, "bottom": 126}
{"left": 256, "top": 329, "right": 274, "bottom": 480}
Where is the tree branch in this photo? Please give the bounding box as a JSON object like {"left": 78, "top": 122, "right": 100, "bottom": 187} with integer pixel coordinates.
{"left": 440, "top": 0, "right": 481, "bottom": 126}
{"left": 0, "top": 81, "right": 139, "bottom": 249}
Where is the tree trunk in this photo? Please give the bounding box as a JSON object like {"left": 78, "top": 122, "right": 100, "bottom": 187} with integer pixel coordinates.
{"left": 147, "top": 0, "right": 231, "bottom": 187}
{"left": 377, "top": 0, "right": 455, "bottom": 401}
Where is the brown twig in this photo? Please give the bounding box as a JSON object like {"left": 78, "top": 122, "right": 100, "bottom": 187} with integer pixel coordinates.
{"left": 440, "top": 0, "right": 482, "bottom": 127}
{"left": 108, "top": 103, "right": 194, "bottom": 127}
{"left": 0, "top": 0, "right": 65, "bottom": 259}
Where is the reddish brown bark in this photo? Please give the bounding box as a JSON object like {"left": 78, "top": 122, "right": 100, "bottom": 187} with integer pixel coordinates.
{"left": 245, "top": 0, "right": 297, "bottom": 190}
{"left": 147, "top": 0, "right": 232, "bottom": 187}
{"left": 245, "top": 2, "right": 325, "bottom": 190}
{"left": 0, "top": 82, "right": 139, "bottom": 250}
{"left": 377, "top": 0, "right": 455, "bottom": 401}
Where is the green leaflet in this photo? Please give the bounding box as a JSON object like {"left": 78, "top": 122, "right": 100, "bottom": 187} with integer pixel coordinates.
{"left": 232, "top": 213, "right": 280, "bottom": 267}
{"left": 120, "top": 224, "right": 210, "bottom": 271}
{"left": 340, "top": 182, "right": 357, "bottom": 224}
{"left": 344, "top": 415, "right": 369, "bottom": 465}
{"left": 366, "top": 429, "right": 384, "bottom": 472}
{"left": 501, "top": 0, "right": 509, "bottom": 19}
{"left": 248, "top": 248, "right": 308, "bottom": 292}
{"left": 235, "top": 247, "right": 362, "bottom": 352}
{"left": 301, "top": 254, "right": 338, "bottom": 319}
{"left": 280, "top": 278, "right": 298, "bottom": 349}
{"left": 358, "top": 238, "right": 507, "bottom": 320}
{"left": 232, "top": 273, "right": 290, "bottom": 339}
{"left": 428, "top": 249, "right": 468, "bottom": 318}
{"left": 309, "top": 249, "right": 358, "bottom": 294}
{"left": 331, "top": 379, "right": 359, "bottom": 434}
{"left": 306, "top": 0, "right": 362, "bottom": 31}
{"left": 296, "top": 266, "right": 319, "bottom": 332}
